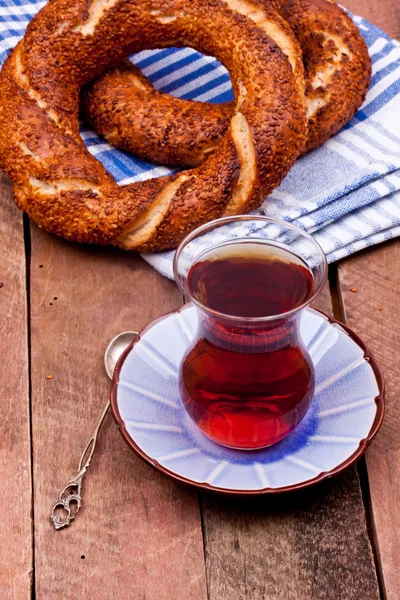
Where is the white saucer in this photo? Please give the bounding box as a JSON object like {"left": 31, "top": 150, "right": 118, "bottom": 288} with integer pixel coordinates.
{"left": 111, "top": 305, "right": 384, "bottom": 495}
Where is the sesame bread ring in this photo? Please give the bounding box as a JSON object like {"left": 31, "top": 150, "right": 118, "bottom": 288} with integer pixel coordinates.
{"left": 0, "top": 0, "right": 307, "bottom": 252}
{"left": 82, "top": 0, "right": 371, "bottom": 167}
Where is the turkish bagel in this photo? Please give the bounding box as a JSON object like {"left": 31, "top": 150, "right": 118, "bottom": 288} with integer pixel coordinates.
{"left": 0, "top": 0, "right": 308, "bottom": 251}
{"left": 0, "top": 0, "right": 370, "bottom": 252}
{"left": 82, "top": 0, "right": 371, "bottom": 167}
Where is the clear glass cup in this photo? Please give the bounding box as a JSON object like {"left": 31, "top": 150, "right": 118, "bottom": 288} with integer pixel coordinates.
{"left": 173, "top": 216, "right": 328, "bottom": 450}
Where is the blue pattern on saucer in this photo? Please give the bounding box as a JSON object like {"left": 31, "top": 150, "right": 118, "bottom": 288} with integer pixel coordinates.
{"left": 114, "top": 305, "right": 382, "bottom": 492}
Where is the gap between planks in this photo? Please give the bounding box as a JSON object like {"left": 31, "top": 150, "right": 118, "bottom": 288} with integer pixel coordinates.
{"left": 23, "top": 214, "right": 37, "bottom": 600}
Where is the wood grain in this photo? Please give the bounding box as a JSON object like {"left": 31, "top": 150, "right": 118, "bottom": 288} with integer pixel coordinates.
{"left": 338, "top": 240, "right": 400, "bottom": 600}
{"left": 202, "top": 470, "right": 379, "bottom": 600}
{"left": 0, "top": 175, "right": 32, "bottom": 598}
{"left": 344, "top": 0, "right": 400, "bottom": 39}
{"left": 29, "top": 227, "right": 207, "bottom": 600}
{"left": 201, "top": 278, "right": 380, "bottom": 600}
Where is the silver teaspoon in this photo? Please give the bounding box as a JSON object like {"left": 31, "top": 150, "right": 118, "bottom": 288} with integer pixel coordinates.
{"left": 50, "top": 331, "right": 138, "bottom": 530}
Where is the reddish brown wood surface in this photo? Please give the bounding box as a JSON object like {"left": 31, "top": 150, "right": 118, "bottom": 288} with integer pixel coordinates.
{"left": 338, "top": 241, "right": 400, "bottom": 600}
{"left": 1, "top": 0, "right": 399, "bottom": 597}
{"left": 201, "top": 285, "right": 380, "bottom": 600}
{"left": 0, "top": 175, "right": 32, "bottom": 598}
{"left": 345, "top": 0, "right": 400, "bottom": 39}
{"left": 29, "top": 226, "right": 207, "bottom": 599}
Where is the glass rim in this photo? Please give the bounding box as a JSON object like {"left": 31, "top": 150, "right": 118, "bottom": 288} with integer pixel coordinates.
{"left": 173, "top": 215, "right": 329, "bottom": 323}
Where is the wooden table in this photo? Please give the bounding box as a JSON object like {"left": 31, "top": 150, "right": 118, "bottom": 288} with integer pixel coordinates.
{"left": 1, "top": 1, "right": 399, "bottom": 597}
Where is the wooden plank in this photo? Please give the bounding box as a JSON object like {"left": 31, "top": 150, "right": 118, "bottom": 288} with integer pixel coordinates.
{"left": 0, "top": 174, "right": 32, "bottom": 598}
{"left": 344, "top": 0, "right": 400, "bottom": 39}
{"left": 201, "top": 277, "right": 380, "bottom": 600}
{"left": 338, "top": 240, "right": 400, "bottom": 600}
{"left": 336, "top": 1, "right": 400, "bottom": 596}
{"left": 29, "top": 227, "right": 207, "bottom": 599}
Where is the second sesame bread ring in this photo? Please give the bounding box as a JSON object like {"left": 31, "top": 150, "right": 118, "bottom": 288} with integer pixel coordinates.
{"left": 82, "top": 0, "right": 306, "bottom": 168}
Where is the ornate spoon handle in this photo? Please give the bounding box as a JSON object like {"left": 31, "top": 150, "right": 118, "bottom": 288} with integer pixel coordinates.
{"left": 50, "top": 400, "right": 110, "bottom": 530}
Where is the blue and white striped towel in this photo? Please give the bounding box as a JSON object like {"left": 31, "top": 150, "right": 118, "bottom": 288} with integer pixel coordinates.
{"left": 1, "top": 1, "right": 400, "bottom": 279}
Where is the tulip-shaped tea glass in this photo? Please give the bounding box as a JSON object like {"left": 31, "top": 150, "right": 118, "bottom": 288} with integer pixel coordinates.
{"left": 173, "top": 216, "right": 328, "bottom": 450}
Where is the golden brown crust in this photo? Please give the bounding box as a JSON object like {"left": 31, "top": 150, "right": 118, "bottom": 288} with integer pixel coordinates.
{"left": 272, "top": 0, "right": 371, "bottom": 151}
{"left": 82, "top": 62, "right": 232, "bottom": 167}
{"left": 0, "top": 0, "right": 307, "bottom": 251}
{"left": 82, "top": 0, "right": 371, "bottom": 163}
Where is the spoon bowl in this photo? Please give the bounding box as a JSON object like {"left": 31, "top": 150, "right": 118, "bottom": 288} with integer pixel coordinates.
{"left": 104, "top": 331, "right": 138, "bottom": 379}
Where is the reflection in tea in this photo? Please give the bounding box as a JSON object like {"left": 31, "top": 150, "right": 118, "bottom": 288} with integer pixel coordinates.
{"left": 179, "top": 242, "right": 315, "bottom": 450}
